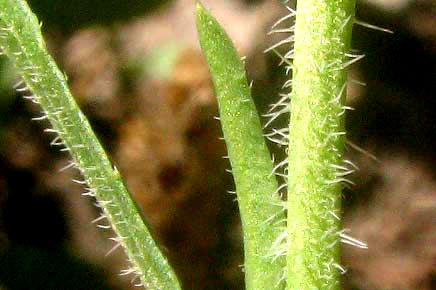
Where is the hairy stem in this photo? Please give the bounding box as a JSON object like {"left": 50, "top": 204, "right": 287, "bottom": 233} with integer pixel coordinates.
{"left": 286, "top": 0, "right": 356, "bottom": 289}
{"left": 196, "top": 4, "right": 285, "bottom": 290}
{"left": 0, "top": 1, "right": 181, "bottom": 289}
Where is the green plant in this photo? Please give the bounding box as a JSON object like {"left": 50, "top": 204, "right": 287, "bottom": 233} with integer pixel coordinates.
{"left": 0, "top": 0, "right": 359, "bottom": 289}
{"left": 0, "top": 1, "right": 180, "bottom": 289}
{"left": 197, "top": 1, "right": 357, "bottom": 289}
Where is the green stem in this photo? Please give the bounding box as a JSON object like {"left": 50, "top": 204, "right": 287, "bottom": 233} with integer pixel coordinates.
{"left": 0, "top": 1, "right": 181, "bottom": 289}
{"left": 286, "top": 1, "right": 356, "bottom": 289}
{"left": 196, "top": 4, "right": 285, "bottom": 290}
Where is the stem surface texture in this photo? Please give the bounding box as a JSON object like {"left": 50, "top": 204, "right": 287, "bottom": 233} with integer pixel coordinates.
{"left": 0, "top": 1, "right": 181, "bottom": 289}
{"left": 287, "top": 0, "right": 356, "bottom": 289}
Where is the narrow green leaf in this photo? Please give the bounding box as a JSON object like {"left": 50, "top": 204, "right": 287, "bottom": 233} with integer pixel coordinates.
{"left": 0, "top": 1, "right": 181, "bottom": 289}
{"left": 196, "top": 3, "right": 285, "bottom": 289}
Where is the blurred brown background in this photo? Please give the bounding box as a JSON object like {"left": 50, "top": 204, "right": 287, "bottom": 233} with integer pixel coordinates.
{"left": 0, "top": 0, "right": 435, "bottom": 289}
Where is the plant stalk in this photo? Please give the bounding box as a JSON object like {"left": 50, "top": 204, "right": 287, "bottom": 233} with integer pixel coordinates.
{"left": 286, "top": 0, "right": 356, "bottom": 289}
{"left": 0, "top": 1, "right": 181, "bottom": 289}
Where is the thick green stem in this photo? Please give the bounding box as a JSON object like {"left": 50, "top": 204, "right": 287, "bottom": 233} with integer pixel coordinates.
{"left": 286, "top": 1, "right": 356, "bottom": 289}
{"left": 196, "top": 4, "right": 285, "bottom": 290}
{"left": 0, "top": 1, "right": 181, "bottom": 289}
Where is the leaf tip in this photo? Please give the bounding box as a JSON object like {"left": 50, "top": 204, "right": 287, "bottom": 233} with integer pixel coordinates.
{"left": 195, "top": 1, "right": 205, "bottom": 16}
